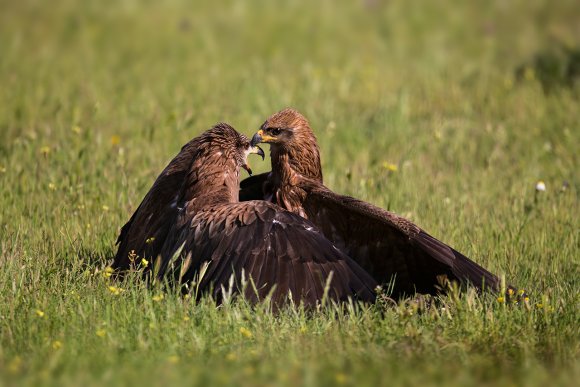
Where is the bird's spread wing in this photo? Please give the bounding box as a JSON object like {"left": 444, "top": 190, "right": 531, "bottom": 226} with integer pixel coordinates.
{"left": 300, "top": 184, "right": 501, "bottom": 296}
{"left": 113, "top": 142, "right": 197, "bottom": 270}
{"left": 159, "top": 201, "right": 377, "bottom": 307}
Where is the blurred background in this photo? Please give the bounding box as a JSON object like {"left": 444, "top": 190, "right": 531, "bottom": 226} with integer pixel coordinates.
{"left": 0, "top": 0, "right": 578, "bottom": 234}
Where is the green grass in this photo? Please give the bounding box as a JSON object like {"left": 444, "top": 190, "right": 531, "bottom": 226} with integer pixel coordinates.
{"left": 0, "top": 0, "right": 578, "bottom": 386}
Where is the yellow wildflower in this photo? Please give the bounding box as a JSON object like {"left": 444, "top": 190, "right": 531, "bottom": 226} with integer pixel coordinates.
{"left": 110, "top": 135, "right": 121, "bottom": 146}
{"left": 141, "top": 258, "right": 149, "bottom": 267}
{"left": 40, "top": 146, "right": 50, "bottom": 156}
{"left": 145, "top": 237, "right": 155, "bottom": 244}
{"left": 103, "top": 266, "right": 114, "bottom": 278}
{"left": 152, "top": 294, "right": 164, "bottom": 302}
{"left": 72, "top": 125, "right": 82, "bottom": 135}
{"left": 239, "top": 327, "right": 252, "bottom": 339}
{"left": 52, "top": 340, "right": 62, "bottom": 350}
{"left": 507, "top": 288, "right": 514, "bottom": 296}
{"left": 382, "top": 161, "right": 398, "bottom": 172}
{"left": 36, "top": 309, "right": 45, "bottom": 318}
{"left": 183, "top": 316, "right": 190, "bottom": 322}
{"left": 108, "top": 286, "right": 123, "bottom": 295}
{"left": 96, "top": 329, "right": 106, "bottom": 337}
{"left": 48, "top": 182, "right": 56, "bottom": 190}
{"left": 497, "top": 296, "right": 505, "bottom": 303}
{"left": 102, "top": 205, "right": 109, "bottom": 211}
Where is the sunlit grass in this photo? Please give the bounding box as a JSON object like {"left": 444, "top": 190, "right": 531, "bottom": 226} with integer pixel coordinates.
{"left": 0, "top": 0, "right": 578, "bottom": 386}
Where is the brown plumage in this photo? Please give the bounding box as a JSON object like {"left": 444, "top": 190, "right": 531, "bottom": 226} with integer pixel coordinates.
{"left": 112, "top": 123, "right": 377, "bottom": 307}
{"left": 242, "top": 108, "right": 510, "bottom": 297}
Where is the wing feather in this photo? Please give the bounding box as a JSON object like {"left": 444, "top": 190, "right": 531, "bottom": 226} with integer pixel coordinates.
{"left": 302, "top": 185, "right": 501, "bottom": 296}
{"left": 113, "top": 139, "right": 201, "bottom": 270}
{"left": 169, "top": 201, "right": 377, "bottom": 307}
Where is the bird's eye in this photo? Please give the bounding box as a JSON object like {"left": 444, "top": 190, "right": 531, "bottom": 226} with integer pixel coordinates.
{"left": 271, "top": 128, "right": 281, "bottom": 135}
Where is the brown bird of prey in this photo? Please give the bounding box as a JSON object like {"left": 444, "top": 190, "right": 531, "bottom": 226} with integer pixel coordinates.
{"left": 242, "top": 108, "right": 508, "bottom": 297}
{"left": 112, "top": 123, "right": 377, "bottom": 307}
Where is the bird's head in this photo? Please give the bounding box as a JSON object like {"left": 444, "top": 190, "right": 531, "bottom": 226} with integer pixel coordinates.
{"left": 203, "top": 123, "right": 264, "bottom": 176}
{"left": 250, "top": 108, "right": 323, "bottom": 182}
{"left": 250, "top": 108, "right": 314, "bottom": 149}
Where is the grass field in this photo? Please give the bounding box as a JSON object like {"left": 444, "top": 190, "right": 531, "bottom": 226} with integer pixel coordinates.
{"left": 0, "top": 0, "right": 578, "bottom": 385}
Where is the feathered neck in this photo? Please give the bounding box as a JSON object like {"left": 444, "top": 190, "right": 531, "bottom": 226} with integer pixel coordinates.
{"left": 266, "top": 126, "right": 322, "bottom": 217}
{"left": 269, "top": 126, "right": 323, "bottom": 188}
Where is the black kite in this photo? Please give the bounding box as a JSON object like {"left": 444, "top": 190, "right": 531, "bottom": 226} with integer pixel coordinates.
{"left": 242, "top": 108, "right": 511, "bottom": 297}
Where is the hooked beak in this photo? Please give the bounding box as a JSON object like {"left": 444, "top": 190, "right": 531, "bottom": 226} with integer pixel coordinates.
{"left": 242, "top": 164, "right": 253, "bottom": 176}
{"left": 242, "top": 145, "right": 265, "bottom": 176}
{"left": 250, "top": 132, "right": 262, "bottom": 147}
{"left": 251, "top": 129, "right": 277, "bottom": 146}
{"left": 249, "top": 145, "right": 265, "bottom": 160}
